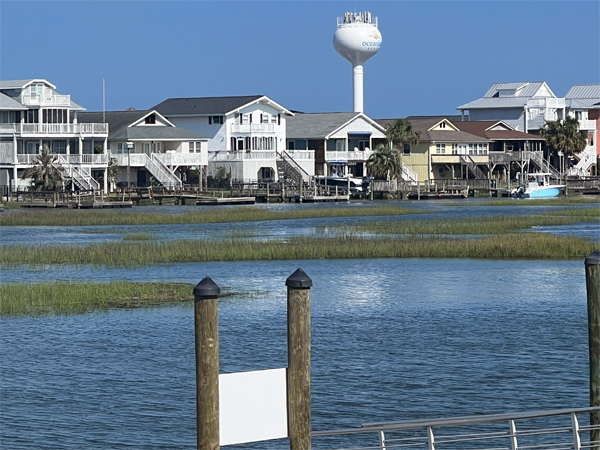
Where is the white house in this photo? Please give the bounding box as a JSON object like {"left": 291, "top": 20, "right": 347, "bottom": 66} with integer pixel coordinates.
{"left": 77, "top": 109, "right": 208, "bottom": 188}
{"left": 0, "top": 79, "right": 108, "bottom": 192}
{"left": 153, "top": 95, "right": 313, "bottom": 183}
{"left": 565, "top": 84, "right": 599, "bottom": 176}
{"left": 457, "top": 82, "right": 566, "bottom": 133}
{"left": 286, "top": 112, "right": 386, "bottom": 177}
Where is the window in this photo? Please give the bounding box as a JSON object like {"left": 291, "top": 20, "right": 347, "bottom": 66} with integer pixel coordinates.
{"left": 237, "top": 138, "right": 244, "bottom": 150}
{"left": 52, "top": 140, "right": 67, "bottom": 154}
{"left": 438, "top": 167, "right": 444, "bottom": 177}
{"left": 271, "top": 115, "right": 277, "bottom": 124}
{"left": 209, "top": 116, "right": 223, "bottom": 125}
{"left": 452, "top": 144, "right": 458, "bottom": 155}
{"left": 288, "top": 140, "right": 295, "bottom": 150}
{"left": 589, "top": 133, "right": 594, "bottom": 146}
{"left": 261, "top": 114, "right": 269, "bottom": 124}
{"left": 143, "top": 143, "right": 150, "bottom": 154}
{"left": 468, "top": 144, "right": 475, "bottom": 155}
{"left": 245, "top": 137, "right": 251, "bottom": 150}
{"left": 439, "top": 122, "right": 446, "bottom": 129}
{"left": 145, "top": 114, "right": 156, "bottom": 124}
{"left": 117, "top": 142, "right": 124, "bottom": 154}
{"left": 242, "top": 114, "right": 250, "bottom": 125}
{"left": 435, "top": 143, "right": 446, "bottom": 154}
{"left": 575, "top": 111, "right": 583, "bottom": 121}
{"left": 403, "top": 144, "right": 411, "bottom": 155}
{"left": 26, "top": 109, "right": 38, "bottom": 124}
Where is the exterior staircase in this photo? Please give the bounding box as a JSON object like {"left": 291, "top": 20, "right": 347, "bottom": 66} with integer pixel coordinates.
{"left": 568, "top": 152, "right": 596, "bottom": 177}
{"left": 276, "top": 150, "right": 312, "bottom": 185}
{"left": 527, "top": 151, "right": 561, "bottom": 179}
{"left": 460, "top": 155, "right": 487, "bottom": 179}
{"left": 145, "top": 154, "right": 182, "bottom": 188}
{"left": 55, "top": 155, "right": 101, "bottom": 191}
{"left": 400, "top": 162, "right": 418, "bottom": 183}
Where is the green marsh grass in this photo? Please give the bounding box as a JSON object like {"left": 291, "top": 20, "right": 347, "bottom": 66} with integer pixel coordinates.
{"left": 122, "top": 233, "right": 157, "bottom": 241}
{"left": 0, "top": 205, "right": 422, "bottom": 227}
{"left": 477, "top": 197, "right": 599, "bottom": 207}
{"left": 0, "top": 282, "right": 266, "bottom": 316}
{"left": 0, "top": 233, "right": 595, "bottom": 267}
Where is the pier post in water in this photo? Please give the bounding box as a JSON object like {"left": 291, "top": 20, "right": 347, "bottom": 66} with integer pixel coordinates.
{"left": 286, "top": 268, "right": 313, "bottom": 450}
{"left": 193, "top": 276, "right": 221, "bottom": 450}
{"left": 586, "top": 250, "right": 600, "bottom": 448}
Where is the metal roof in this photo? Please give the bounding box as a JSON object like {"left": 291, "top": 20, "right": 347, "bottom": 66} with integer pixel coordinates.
{"left": 286, "top": 112, "right": 377, "bottom": 139}
{"left": 77, "top": 110, "right": 207, "bottom": 141}
{"left": 565, "top": 85, "right": 600, "bottom": 108}
{"left": 458, "top": 81, "right": 554, "bottom": 110}
{"left": 0, "top": 93, "right": 27, "bottom": 110}
{"left": 0, "top": 79, "right": 56, "bottom": 90}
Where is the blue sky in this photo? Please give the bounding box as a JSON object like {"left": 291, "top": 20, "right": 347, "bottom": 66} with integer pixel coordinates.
{"left": 1, "top": 1, "right": 598, "bottom": 118}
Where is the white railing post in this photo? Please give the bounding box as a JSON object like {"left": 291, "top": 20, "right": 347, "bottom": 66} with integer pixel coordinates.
{"left": 509, "top": 419, "right": 518, "bottom": 450}
{"left": 378, "top": 430, "right": 386, "bottom": 450}
{"left": 427, "top": 426, "right": 436, "bottom": 450}
{"left": 572, "top": 413, "right": 582, "bottom": 450}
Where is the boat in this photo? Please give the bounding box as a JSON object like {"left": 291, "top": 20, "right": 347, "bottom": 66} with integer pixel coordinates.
{"left": 511, "top": 173, "right": 564, "bottom": 198}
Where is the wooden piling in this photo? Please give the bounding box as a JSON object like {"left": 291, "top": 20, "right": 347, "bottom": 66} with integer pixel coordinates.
{"left": 193, "top": 276, "right": 221, "bottom": 450}
{"left": 286, "top": 268, "right": 313, "bottom": 450}
{"left": 587, "top": 250, "right": 600, "bottom": 448}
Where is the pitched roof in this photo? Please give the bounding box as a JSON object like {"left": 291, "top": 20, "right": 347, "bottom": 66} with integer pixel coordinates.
{"left": 77, "top": 110, "right": 207, "bottom": 140}
{"left": 450, "top": 120, "right": 545, "bottom": 141}
{"left": 0, "top": 92, "right": 26, "bottom": 110}
{"left": 0, "top": 79, "right": 56, "bottom": 90}
{"left": 565, "top": 85, "right": 600, "bottom": 108}
{"left": 153, "top": 95, "right": 270, "bottom": 115}
{"left": 375, "top": 117, "right": 491, "bottom": 143}
{"left": 287, "top": 112, "right": 369, "bottom": 139}
{"left": 457, "top": 81, "right": 554, "bottom": 110}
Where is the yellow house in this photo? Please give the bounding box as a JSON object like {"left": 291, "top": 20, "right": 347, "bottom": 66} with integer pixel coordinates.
{"left": 376, "top": 117, "right": 492, "bottom": 183}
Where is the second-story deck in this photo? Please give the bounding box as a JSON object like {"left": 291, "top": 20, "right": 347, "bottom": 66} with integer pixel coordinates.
{"left": 0, "top": 123, "right": 108, "bottom": 137}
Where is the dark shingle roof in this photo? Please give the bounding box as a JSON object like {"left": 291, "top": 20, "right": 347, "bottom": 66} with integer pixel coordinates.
{"left": 78, "top": 110, "right": 207, "bottom": 140}
{"left": 375, "top": 117, "right": 491, "bottom": 142}
{"left": 287, "top": 112, "right": 364, "bottom": 139}
{"left": 451, "top": 120, "right": 545, "bottom": 141}
{"left": 153, "top": 96, "right": 265, "bottom": 115}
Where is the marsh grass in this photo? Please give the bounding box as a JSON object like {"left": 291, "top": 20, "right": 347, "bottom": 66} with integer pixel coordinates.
{"left": 0, "top": 233, "right": 595, "bottom": 267}
{"left": 0, "top": 281, "right": 267, "bottom": 316}
{"left": 477, "top": 197, "right": 600, "bottom": 207}
{"left": 0, "top": 205, "right": 422, "bottom": 227}
{"left": 342, "top": 208, "right": 600, "bottom": 235}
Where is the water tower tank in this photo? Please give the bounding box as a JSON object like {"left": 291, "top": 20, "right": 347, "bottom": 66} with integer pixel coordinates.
{"left": 333, "top": 11, "right": 382, "bottom": 113}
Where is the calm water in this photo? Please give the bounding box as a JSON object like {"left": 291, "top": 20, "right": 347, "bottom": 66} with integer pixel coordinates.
{"left": 0, "top": 258, "right": 591, "bottom": 449}
{"left": 1, "top": 198, "right": 598, "bottom": 245}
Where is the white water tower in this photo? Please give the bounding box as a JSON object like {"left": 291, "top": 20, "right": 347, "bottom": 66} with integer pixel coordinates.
{"left": 333, "top": 11, "right": 382, "bottom": 113}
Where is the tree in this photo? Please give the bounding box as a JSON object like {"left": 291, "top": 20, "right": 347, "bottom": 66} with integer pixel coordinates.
{"left": 207, "top": 166, "right": 231, "bottom": 188}
{"left": 366, "top": 143, "right": 403, "bottom": 180}
{"left": 540, "top": 117, "right": 587, "bottom": 164}
{"left": 384, "top": 118, "right": 420, "bottom": 152}
{"left": 21, "top": 145, "right": 64, "bottom": 191}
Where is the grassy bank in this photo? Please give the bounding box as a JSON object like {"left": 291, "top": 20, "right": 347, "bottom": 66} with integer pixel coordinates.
{"left": 0, "top": 205, "right": 422, "bottom": 227}
{"left": 0, "top": 282, "right": 193, "bottom": 316}
{"left": 0, "top": 281, "right": 264, "bottom": 316}
{"left": 477, "top": 197, "right": 600, "bottom": 206}
{"left": 343, "top": 208, "right": 600, "bottom": 235}
{"left": 0, "top": 233, "right": 595, "bottom": 267}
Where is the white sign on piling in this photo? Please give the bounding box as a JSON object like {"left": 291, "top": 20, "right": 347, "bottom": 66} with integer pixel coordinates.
{"left": 219, "top": 368, "right": 288, "bottom": 446}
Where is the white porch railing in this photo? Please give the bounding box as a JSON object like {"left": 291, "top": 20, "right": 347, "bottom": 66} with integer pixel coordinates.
{"left": 527, "top": 97, "right": 566, "bottom": 108}
{"left": 568, "top": 151, "right": 597, "bottom": 176}
{"left": 230, "top": 123, "right": 275, "bottom": 133}
{"left": 401, "top": 162, "right": 418, "bottom": 183}
{"left": 286, "top": 150, "right": 314, "bottom": 160}
{"left": 578, "top": 119, "right": 597, "bottom": 131}
{"left": 21, "top": 93, "right": 70, "bottom": 106}
{"left": 0, "top": 123, "right": 108, "bottom": 135}
{"left": 155, "top": 152, "right": 207, "bottom": 167}
{"left": 326, "top": 150, "right": 373, "bottom": 162}
{"left": 210, "top": 150, "right": 277, "bottom": 161}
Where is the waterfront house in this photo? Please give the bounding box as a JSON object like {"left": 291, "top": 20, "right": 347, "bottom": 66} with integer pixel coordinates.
{"left": 286, "top": 112, "right": 386, "bottom": 178}
{"left": 450, "top": 120, "right": 547, "bottom": 182}
{"left": 153, "top": 95, "right": 310, "bottom": 183}
{"left": 0, "top": 79, "right": 108, "bottom": 192}
{"left": 565, "top": 84, "right": 600, "bottom": 176}
{"left": 376, "top": 117, "right": 492, "bottom": 184}
{"left": 457, "top": 82, "right": 566, "bottom": 133}
{"left": 77, "top": 109, "right": 208, "bottom": 189}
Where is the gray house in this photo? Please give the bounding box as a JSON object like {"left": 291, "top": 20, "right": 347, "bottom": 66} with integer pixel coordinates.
{"left": 457, "top": 82, "right": 565, "bottom": 133}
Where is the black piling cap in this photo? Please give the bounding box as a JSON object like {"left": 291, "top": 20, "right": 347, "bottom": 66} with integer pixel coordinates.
{"left": 586, "top": 250, "right": 600, "bottom": 266}
{"left": 193, "top": 276, "right": 221, "bottom": 299}
{"left": 286, "top": 268, "right": 313, "bottom": 289}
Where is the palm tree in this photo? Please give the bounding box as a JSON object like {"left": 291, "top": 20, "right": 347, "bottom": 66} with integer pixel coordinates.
{"left": 21, "top": 145, "right": 64, "bottom": 191}
{"left": 367, "top": 143, "right": 403, "bottom": 180}
{"left": 384, "top": 118, "right": 420, "bottom": 152}
{"left": 540, "top": 116, "right": 587, "bottom": 166}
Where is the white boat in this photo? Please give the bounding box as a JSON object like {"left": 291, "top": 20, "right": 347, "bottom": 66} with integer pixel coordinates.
{"left": 511, "top": 173, "right": 564, "bottom": 198}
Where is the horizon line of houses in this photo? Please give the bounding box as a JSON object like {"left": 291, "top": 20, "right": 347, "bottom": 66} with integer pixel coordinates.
{"left": 0, "top": 79, "right": 598, "bottom": 193}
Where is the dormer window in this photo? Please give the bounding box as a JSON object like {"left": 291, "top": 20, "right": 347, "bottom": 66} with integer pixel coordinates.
{"left": 145, "top": 114, "right": 156, "bottom": 124}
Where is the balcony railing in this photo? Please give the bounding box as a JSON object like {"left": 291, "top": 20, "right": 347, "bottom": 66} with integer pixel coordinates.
{"left": 578, "top": 119, "right": 597, "bottom": 131}
{"left": 285, "top": 150, "right": 314, "bottom": 160}
{"left": 0, "top": 123, "right": 108, "bottom": 136}
{"left": 15, "top": 153, "right": 108, "bottom": 165}
{"left": 230, "top": 123, "right": 275, "bottom": 133}
{"left": 210, "top": 150, "right": 277, "bottom": 161}
{"left": 527, "top": 97, "right": 566, "bottom": 108}
{"left": 326, "top": 150, "right": 373, "bottom": 162}
{"left": 155, "top": 152, "right": 207, "bottom": 167}
{"left": 21, "top": 93, "right": 71, "bottom": 106}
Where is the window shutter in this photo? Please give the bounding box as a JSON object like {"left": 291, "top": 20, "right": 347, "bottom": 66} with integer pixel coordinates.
{"left": 209, "top": 116, "right": 212, "bottom": 125}
{"left": 250, "top": 114, "right": 252, "bottom": 124}
{"left": 260, "top": 114, "right": 263, "bottom": 123}
{"left": 278, "top": 114, "right": 281, "bottom": 125}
